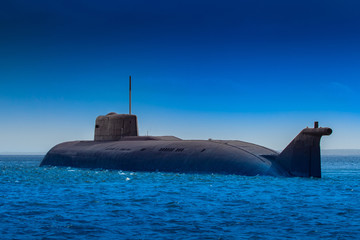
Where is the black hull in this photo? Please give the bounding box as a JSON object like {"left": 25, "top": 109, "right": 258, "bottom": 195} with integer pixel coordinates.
{"left": 41, "top": 139, "right": 284, "bottom": 176}
{"left": 41, "top": 126, "right": 332, "bottom": 178}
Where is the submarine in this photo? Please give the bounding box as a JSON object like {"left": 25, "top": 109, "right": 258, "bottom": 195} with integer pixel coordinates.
{"left": 40, "top": 77, "right": 332, "bottom": 178}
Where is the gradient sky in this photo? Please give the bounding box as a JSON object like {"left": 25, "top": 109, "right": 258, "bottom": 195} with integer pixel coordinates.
{"left": 1, "top": 0, "right": 360, "bottom": 152}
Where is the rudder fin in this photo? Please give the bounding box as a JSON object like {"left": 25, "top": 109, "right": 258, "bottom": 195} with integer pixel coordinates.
{"left": 276, "top": 123, "right": 332, "bottom": 178}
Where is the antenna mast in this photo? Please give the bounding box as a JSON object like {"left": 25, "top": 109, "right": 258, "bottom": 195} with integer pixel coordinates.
{"left": 129, "top": 75, "right": 132, "bottom": 115}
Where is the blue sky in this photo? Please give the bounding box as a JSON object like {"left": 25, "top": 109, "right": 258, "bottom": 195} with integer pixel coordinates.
{"left": 1, "top": 0, "right": 360, "bottom": 152}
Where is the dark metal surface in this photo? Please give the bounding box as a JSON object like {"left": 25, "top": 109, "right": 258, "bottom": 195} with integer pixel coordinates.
{"left": 41, "top": 112, "right": 332, "bottom": 177}
{"left": 41, "top": 126, "right": 332, "bottom": 177}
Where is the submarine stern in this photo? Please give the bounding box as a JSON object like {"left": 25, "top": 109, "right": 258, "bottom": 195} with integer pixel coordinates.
{"left": 275, "top": 123, "right": 332, "bottom": 178}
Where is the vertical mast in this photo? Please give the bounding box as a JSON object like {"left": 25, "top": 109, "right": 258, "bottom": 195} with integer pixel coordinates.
{"left": 129, "top": 75, "right": 131, "bottom": 115}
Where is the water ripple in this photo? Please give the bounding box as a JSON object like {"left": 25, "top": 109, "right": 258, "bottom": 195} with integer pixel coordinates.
{"left": 1, "top": 155, "right": 360, "bottom": 239}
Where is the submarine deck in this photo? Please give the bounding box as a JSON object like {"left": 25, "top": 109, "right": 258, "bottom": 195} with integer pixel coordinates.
{"left": 41, "top": 136, "right": 283, "bottom": 176}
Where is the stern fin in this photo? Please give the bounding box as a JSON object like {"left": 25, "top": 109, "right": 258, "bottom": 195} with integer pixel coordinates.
{"left": 277, "top": 124, "right": 332, "bottom": 178}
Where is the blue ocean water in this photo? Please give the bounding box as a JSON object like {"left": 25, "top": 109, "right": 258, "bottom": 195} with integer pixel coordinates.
{"left": 1, "top": 155, "right": 359, "bottom": 239}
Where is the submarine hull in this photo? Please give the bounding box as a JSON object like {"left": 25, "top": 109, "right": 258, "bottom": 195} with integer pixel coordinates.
{"left": 41, "top": 126, "right": 332, "bottom": 177}
{"left": 41, "top": 137, "right": 285, "bottom": 176}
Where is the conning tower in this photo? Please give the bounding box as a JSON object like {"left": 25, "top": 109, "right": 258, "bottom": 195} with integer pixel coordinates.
{"left": 94, "top": 113, "right": 138, "bottom": 141}
{"left": 94, "top": 75, "right": 138, "bottom": 141}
